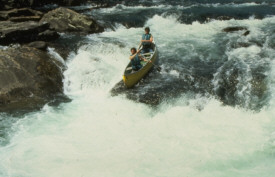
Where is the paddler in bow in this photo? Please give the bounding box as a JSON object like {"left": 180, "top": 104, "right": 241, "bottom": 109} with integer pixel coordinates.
{"left": 129, "top": 47, "right": 150, "bottom": 72}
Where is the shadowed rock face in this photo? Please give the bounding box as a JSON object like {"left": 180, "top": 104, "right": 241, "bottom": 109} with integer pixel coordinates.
{"left": 31, "top": 0, "right": 87, "bottom": 6}
{"left": 0, "top": 8, "right": 61, "bottom": 45}
{"left": 0, "top": 46, "right": 65, "bottom": 112}
{"left": 40, "top": 7, "right": 104, "bottom": 34}
{"left": 0, "top": 0, "right": 88, "bottom": 10}
{"left": 0, "top": 21, "right": 59, "bottom": 45}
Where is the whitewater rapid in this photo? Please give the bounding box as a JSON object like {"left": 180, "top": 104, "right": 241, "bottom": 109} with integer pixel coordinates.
{"left": 1, "top": 11, "right": 275, "bottom": 177}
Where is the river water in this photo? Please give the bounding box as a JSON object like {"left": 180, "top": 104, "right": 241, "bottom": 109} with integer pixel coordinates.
{"left": 1, "top": 1, "right": 275, "bottom": 176}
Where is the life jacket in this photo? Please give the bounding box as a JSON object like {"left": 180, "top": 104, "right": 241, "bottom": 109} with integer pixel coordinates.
{"left": 131, "top": 54, "right": 142, "bottom": 71}
{"left": 142, "top": 33, "right": 152, "bottom": 48}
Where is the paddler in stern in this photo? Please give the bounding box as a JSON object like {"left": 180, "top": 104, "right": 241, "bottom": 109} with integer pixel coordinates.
{"left": 140, "top": 27, "right": 154, "bottom": 53}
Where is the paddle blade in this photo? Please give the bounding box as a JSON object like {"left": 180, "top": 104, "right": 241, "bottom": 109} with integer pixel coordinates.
{"left": 156, "top": 66, "right": 162, "bottom": 72}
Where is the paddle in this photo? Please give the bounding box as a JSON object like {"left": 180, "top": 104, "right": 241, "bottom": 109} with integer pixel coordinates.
{"left": 150, "top": 60, "right": 162, "bottom": 72}
{"left": 139, "top": 45, "right": 162, "bottom": 72}
{"left": 138, "top": 42, "right": 142, "bottom": 50}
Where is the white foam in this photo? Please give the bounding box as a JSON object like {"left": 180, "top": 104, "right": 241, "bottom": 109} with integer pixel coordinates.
{"left": 0, "top": 46, "right": 9, "bottom": 50}
{"left": 97, "top": 4, "right": 171, "bottom": 14}
{"left": 0, "top": 95, "right": 272, "bottom": 177}
{"left": 47, "top": 47, "right": 66, "bottom": 66}
{"left": 169, "top": 70, "right": 180, "bottom": 78}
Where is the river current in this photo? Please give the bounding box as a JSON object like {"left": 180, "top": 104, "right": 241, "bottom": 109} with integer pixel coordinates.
{"left": 1, "top": 1, "right": 275, "bottom": 176}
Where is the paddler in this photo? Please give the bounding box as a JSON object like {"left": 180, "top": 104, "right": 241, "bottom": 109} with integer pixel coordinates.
{"left": 140, "top": 27, "right": 154, "bottom": 53}
{"left": 129, "top": 47, "right": 151, "bottom": 71}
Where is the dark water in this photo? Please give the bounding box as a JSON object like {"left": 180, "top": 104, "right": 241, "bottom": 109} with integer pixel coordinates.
{"left": 75, "top": 0, "right": 275, "bottom": 28}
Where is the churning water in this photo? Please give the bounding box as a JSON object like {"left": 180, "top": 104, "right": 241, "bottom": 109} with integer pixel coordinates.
{"left": 1, "top": 1, "right": 275, "bottom": 176}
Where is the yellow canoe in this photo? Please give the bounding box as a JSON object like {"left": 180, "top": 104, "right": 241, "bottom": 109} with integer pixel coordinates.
{"left": 123, "top": 43, "right": 158, "bottom": 88}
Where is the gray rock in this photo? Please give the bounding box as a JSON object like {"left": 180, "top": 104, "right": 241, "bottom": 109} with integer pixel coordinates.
{"left": 0, "top": 0, "right": 88, "bottom": 10}
{"left": 0, "top": 8, "right": 43, "bottom": 21}
{"left": 0, "top": 46, "right": 64, "bottom": 112}
{"left": 222, "top": 26, "right": 248, "bottom": 33}
{"left": 9, "top": 15, "right": 41, "bottom": 22}
{"left": 62, "top": 0, "right": 88, "bottom": 6}
{"left": 32, "top": 0, "right": 88, "bottom": 7}
{"left": 243, "top": 30, "right": 250, "bottom": 36}
{"left": 27, "top": 41, "right": 48, "bottom": 50}
{"left": 40, "top": 7, "right": 104, "bottom": 34}
{"left": 0, "top": 21, "right": 58, "bottom": 45}
{"left": 216, "top": 16, "right": 234, "bottom": 21}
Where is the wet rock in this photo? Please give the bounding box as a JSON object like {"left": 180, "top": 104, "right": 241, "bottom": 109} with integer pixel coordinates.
{"left": 0, "top": 21, "right": 47, "bottom": 44}
{"left": 0, "top": 21, "right": 59, "bottom": 45}
{"left": 9, "top": 15, "right": 41, "bottom": 22}
{"left": 222, "top": 26, "right": 248, "bottom": 33}
{"left": 39, "top": 7, "right": 104, "bottom": 34}
{"left": 213, "top": 65, "right": 268, "bottom": 110}
{"left": 251, "top": 73, "right": 268, "bottom": 103}
{"left": 0, "top": 0, "right": 89, "bottom": 10}
{"left": 0, "top": 0, "right": 3, "bottom": 10}
{"left": 215, "top": 69, "right": 239, "bottom": 106}
{"left": 0, "top": 11, "right": 8, "bottom": 20}
{"left": 243, "top": 30, "right": 250, "bottom": 36}
{"left": 37, "top": 29, "right": 60, "bottom": 41}
{"left": 0, "top": 46, "right": 64, "bottom": 112}
{"left": 47, "top": 34, "right": 86, "bottom": 60}
{"left": 216, "top": 16, "right": 234, "bottom": 21}
{"left": 47, "top": 43, "right": 71, "bottom": 60}
{"left": 233, "top": 42, "right": 252, "bottom": 48}
{"left": 111, "top": 73, "right": 199, "bottom": 106}
{"left": 27, "top": 41, "right": 48, "bottom": 50}
{"left": 232, "top": 41, "right": 263, "bottom": 49}
{"left": 111, "top": 80, "right": 164, "bottom": 106}
{"left": 41, "top": 0, "right": 89, "bottom": 7}
{"left": 62, "top": 0, "right": 88, "bottom": 6}
{"left": 0, "top": 8, "right": 43, "bottom": 21}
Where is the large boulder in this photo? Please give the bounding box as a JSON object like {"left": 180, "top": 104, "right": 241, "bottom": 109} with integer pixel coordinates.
{"left": 40, "top": 7, "right": 104, "bottom": 34}
{"left": 0, "top": 46, "right": 64, "bottom": 111}
{"left": 0, "top": 21, "right": 59, "bottom": 45}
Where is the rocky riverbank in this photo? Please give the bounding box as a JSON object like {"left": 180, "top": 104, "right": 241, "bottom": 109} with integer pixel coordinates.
{"left": 0, "top": 0, "right": 87, "bottom": 10}
{"left": 0, "top": 2, "right": 104, "bottom": 112}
